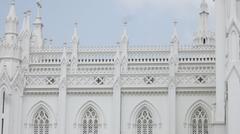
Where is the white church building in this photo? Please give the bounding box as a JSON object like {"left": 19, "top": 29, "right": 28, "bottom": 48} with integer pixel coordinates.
{"left": 0, "top": 0, "right": 240, "bottom": 134}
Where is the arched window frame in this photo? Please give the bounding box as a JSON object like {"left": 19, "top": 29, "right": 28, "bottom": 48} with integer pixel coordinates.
{"left": 129, "top": 101, "right": 161, "bottom": 134}
{"left": 191, "top": 106, "right": 208, "bottom": 134}
{"left": 135, "top": 107, "right": 153, "bottom": 134}
{"left": 33, "top": 108, "right": 50, "bottom": 134}
{"left": 184, "top": 100, "right": 213, "bottom": 134}
{"left": 25, "top": 101, "right": 57, "bottom": 134}
{"left": 74, "top": 101, "right": 105, "bottom": 134}
{"left": 0, "top": 86, "right": 7, "bottom": 134}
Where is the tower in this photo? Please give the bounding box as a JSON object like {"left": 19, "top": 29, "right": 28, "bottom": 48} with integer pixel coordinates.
{"left": 193, "top": 0, "right": 215, "bottom": 47}
{"left": 19, "top": 10, "right": 31, "bottom": 70}
{"left": 5, "top": 0, "right": 18, "bottom": 46}
{"left": 32, "top": 0, "right": 44, "bottom": 49}
{"left": 0, "top": 0, "right": 21, "bottom": 79}
{"left": 215, "top": 0, "right": 240, "bottom": 134}
{"left": 0, "top": 1, "right": 25, "bottom": 134}
{"left": 225, "top": 0, "right": 240, "bottom": 134}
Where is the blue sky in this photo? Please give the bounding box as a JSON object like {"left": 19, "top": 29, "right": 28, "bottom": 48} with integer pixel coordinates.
{"left": 0, "top": 0, "right": 215, "bottom": 47}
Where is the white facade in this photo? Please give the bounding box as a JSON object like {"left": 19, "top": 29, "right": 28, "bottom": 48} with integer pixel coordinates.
{"left": 0, "top": 0, "right": 239, "bottom": 134}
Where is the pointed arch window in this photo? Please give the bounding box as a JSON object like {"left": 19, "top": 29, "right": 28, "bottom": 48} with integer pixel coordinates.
{"left": 136, "top": 107, "right": 153, "bottom": 134}
{"left": 1, "top": 91, "right": 5, "bottom": 114}
{"left": 1, "top": 91, "right": 5, "bottom": 134}
{"left": 191, "top": 106, "right": 208, "bottom": 134}
{"left": 81, "top": 107, "right": 99, "bottom": 134}
{"left": 33, "top": 108, "right": 49, "bottom": 134}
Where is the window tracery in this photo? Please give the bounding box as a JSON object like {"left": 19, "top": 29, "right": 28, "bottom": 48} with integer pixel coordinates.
{"left": 191, "top": 106, "right": 208, "bottom": 134}
{"left": 143, "top": 76, "right": 155, "bottom": 85}
{"left": 46, "top": 77, "right": 56, "bottom": 85}
{"left": 195, "top": 75, "right": 207, "bottom": 84}
{"left": 94, "top": 76, "right": 104, "bottom": 85}
{"left": 33, "top": 108, "right": 49, "bottom": 134}
{"left": 82, "top": 107, "right": 99, "bottom": 134}
{"left": 136, "top": 107, "right": 153, "bottom": 134}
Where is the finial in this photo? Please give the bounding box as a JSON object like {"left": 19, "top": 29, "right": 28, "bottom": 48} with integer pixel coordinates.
{"left": 200, "top": 0, "right": 208, "bottom": 13}
{"left": 173, "top": 20, "right": 178, "bottom": 34}
{"left": 64, "top": 42, "right": 67, "bottom": 48}
{"left": 173, "top": 20, "right": 178, "bottom": 28}
{"left": 7, "top": 0, "right": 17, "bottom": 19}
{"left": 74, "top": 22, "right": 78, "bottom": 28}
{"left": 49, "top": 38, "right": 53, "bottom": 48}
{"left": 123, "top": 18, "right": 128, "bottom": 31}
{"left": 36, "top": 0, "right": 42, "bottom": 18}
{"left": 23, "top": 11, "right": 27, "bottom": 18}
{"left": 10, "top": 0, "right": 15, "bottom": 5}
{"left": 26, "top": 10, "right": 31, "bottom": 15}
{"left": 21, "top": 10, "right": 31, "bottom": 32}
{"left": 24, "top": 10, "right": 31, "bottom": 20}
{"left": 123, "top": 20, "right": 128, "bottom": 27}
{"left": 74, "top": 22, "right": 78, "bottom": 34}
{"left": 36, "top": 0, "right": 42, "bottom": 8}
{"left": 121, "top": 18, "right": 128, "bottom": 41}
{"left": 72, "top": 21, "right": 79, "bottom": 41}
{"left": 171, "top": 20, "right": 179, "bottom": 42}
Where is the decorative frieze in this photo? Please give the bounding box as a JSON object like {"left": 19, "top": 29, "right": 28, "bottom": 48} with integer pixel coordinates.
{"left": 25, "top": 75, "right": 60, "bottom": 87}
{"left": 176, "top": 74, "right": 215, "bottom": 87}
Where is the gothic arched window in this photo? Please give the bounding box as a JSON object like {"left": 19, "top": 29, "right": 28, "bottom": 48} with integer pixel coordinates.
{"left": 136, "top": 107, "right": 153, "bottom": 134}
{"left": 191, "top": 106, "right": 208, "bottom": 134}
{"left": 33, "top": 108, "right": 49, "bottom": 134}
{"left": 82, "top": 107, "right": 99, "bottom": 134}
{"left": 1, "top": 91, "right": 5, "bottom": 134}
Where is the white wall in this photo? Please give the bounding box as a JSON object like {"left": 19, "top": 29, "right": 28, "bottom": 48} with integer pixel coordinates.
{"left": 21, "top": 90, "right": 216, "bottom": 134}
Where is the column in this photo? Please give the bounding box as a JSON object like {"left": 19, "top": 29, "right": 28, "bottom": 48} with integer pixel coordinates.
{"left": 215, "top": 0, "right": 226, "bottom": 123}
{"left": 58, "top": 46, "right": 67, "bottom": 134}
{"left": 113, "top": 47, "right": 121, "bottom": 134}
{"left": 168, "top": 82, "right": 176, "bottom": 134}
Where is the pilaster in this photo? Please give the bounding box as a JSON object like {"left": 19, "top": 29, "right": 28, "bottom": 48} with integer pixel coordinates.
{"left": 58, "top": 44, "right": 67, "bottom": 134}
{"left": 226, "top": 66, "right": 240, "bottom": 134}
{"left": 168, "top": 81, "right": 176, "bottom": 134}
{"left": 112, "top": 46, "right": 121, "bottom": 134}
{"left": 215, "top": 0, "right": 226, "bottom": 123}
{"left": 168, "top": 21, "right": 179, "bottom": 134}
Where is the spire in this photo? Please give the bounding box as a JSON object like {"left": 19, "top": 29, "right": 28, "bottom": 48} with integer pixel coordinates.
{"left": 5, "top": 0, "right": 18, "bottom": 45}
{"left": 35, "top": 0, "right": 42, "bottom": 24}
{"left": 71, "top": 22, "right": 79, "bottom": 58}
{"left": 169, "top": 21, "right": 179, "bottom": 78}
{"left": 199, "top": 0, "right": 209, "bottom": 33}
{"left": 33, "top": 0, "right": 43, "bottom": 49}
{"left": 171, "top": 21, "right": 179, "bottom": 43}
{"left": 120, "top": 21, "right": 129, "bottom": 53}
{"left": 62, "top": 42, "right": 67, "bottom": 63}
{"left": 170, "top": 21, "right": 179, "bottom": 58}
{"left": 6, "top": 0, "right": 17, "bottom": 20}
{"left": 120, "top": 21, "right": 128, "bottom": 43}
{"left": 21, "top": 10, "right": 31, "bottom": 33}
{"left": 193, "top": 0, "right": 214, "bottom": 47}
{"left": 72, "top": 22, "right": 79, "bottom": 43}
{"left": 200, "top": 0, "right": 208, "bottom": 13}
